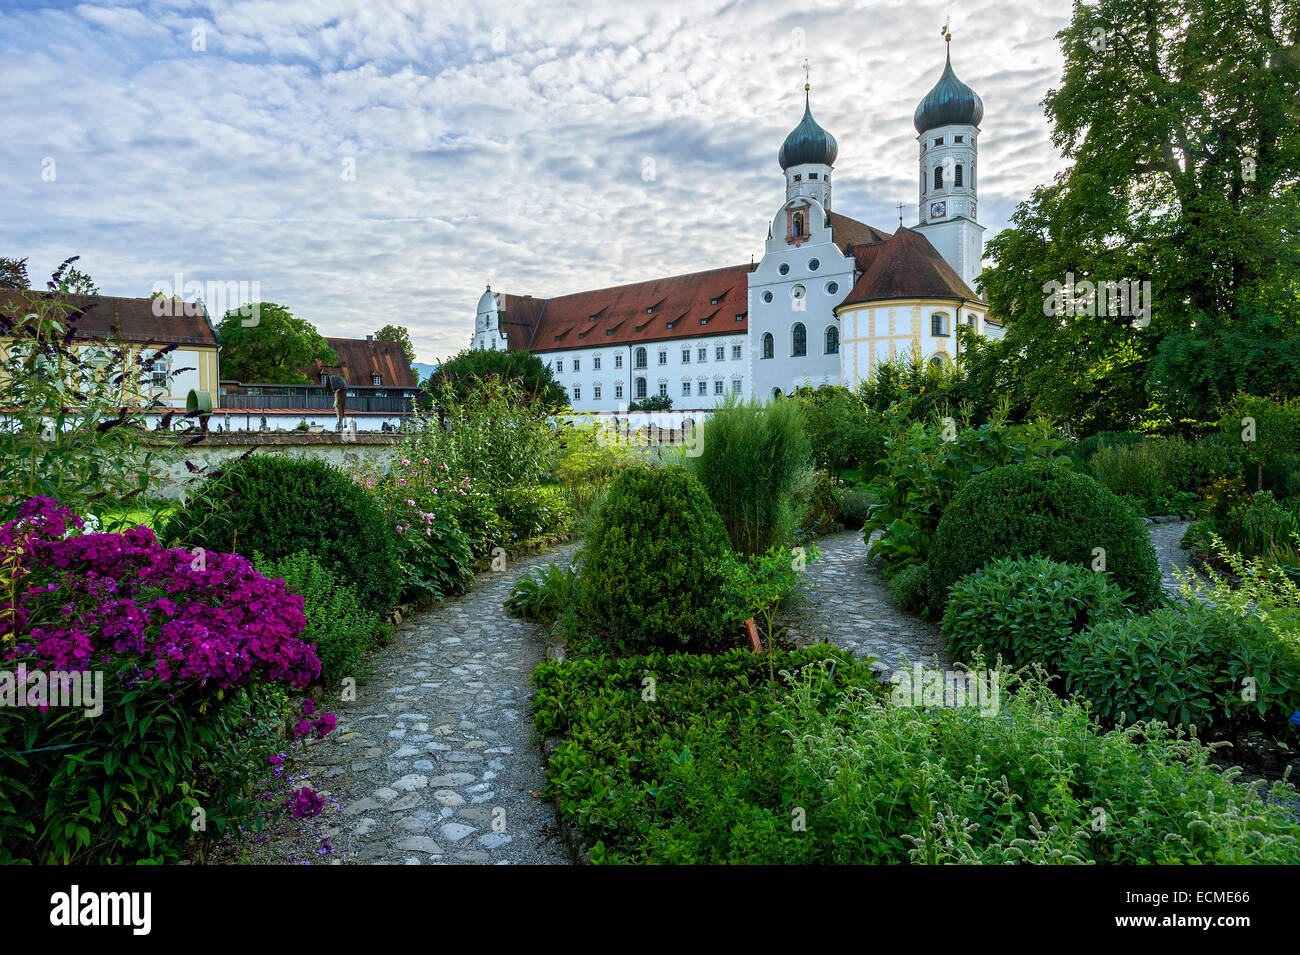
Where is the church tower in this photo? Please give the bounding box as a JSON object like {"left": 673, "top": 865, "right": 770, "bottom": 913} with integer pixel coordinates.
{"left": 779, "top": 66, "right": 837, "bottom": 211}
{"left": 911, "top": 29, "right": 985, "bottom": 290}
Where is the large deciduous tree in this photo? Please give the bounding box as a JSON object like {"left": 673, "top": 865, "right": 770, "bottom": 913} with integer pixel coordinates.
{"left": 217, "top": 303, "right": 337, "bottom": 384}
{"left": 978, "top": 0, "right": 1300, "bottom": 433}
{"left": 428, "top": 348, "right": 568, "bottom": 411}
{"left": 374, "top": 324, "right": 416, "bottom": 366}
{"left": 0, "top": 257, "right": 30, "bottom": 290}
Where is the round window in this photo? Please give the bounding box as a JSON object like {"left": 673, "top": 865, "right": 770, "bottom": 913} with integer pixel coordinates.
{"left": 762, "top": 291, "right": 774, "bottom": 304}
{"left": 809, "top": 258, "right": 820, "bottom": 271}
{"left": 826, "top": 281, "right": 839, "bottom": 295}
{"left": 779, "top": 263, "right": 790, "bottom": 276}
{"left": 791, "top": 285, "right": 806, "bottom": 299}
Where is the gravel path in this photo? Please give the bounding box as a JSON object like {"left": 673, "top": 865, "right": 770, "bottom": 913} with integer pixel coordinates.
{"left": 780, "top": 530, "right": 949, "bottom": 674}
{"left": 218, "top": 543, "right": 580, "bottom": 865}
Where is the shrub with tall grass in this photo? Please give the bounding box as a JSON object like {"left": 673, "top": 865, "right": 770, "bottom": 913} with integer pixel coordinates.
{"left": 687, "top": 394, "right": 813, "bottom": 556}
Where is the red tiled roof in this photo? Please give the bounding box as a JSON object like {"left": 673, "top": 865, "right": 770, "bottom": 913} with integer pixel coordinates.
{"left": 495, "top": 264, "right": 751, "bottom": 352}
{"left": 0, "top": 290, "right": 218, "bottom": 346}
{"left": 305, "top": 337, "right": 417, "bottom": 389}
{"left": 827, "top": 211, "right": 893, "bottom": 251}
{"left": 838, "top": 226, "right": 982, "bottom": 306}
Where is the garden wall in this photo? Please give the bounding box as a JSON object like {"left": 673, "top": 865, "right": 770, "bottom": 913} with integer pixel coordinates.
{"left": 146, "top": 432, "right": 400, "bottom": 499}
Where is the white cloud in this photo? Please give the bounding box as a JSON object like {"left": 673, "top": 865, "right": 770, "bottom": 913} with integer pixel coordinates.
{"left": 0, "top": 0, "right": 1073, "bottom": 362}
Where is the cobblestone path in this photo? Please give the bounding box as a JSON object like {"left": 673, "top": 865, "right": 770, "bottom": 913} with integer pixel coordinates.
{"left": 780, "top": 530, "right": 949, "bottom": 673}
{"left": 290, "top": 543, "right": 581, "bottom": 865}
{"left": 780, "top": 523, "right": 1195, "bottom": 675}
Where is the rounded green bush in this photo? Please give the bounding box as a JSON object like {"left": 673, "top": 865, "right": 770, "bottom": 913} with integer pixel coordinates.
{"left": 886, "top": 562, "right": 931, "bottom": 616}
{"left": 939, "top": 555, "right": 1130, "bottom": 671}
{"left": 163, "top": 455, "right": 400, "bottom": 612}
{"left": 580, "top": 465, "right": 733, "bottom": 652}
{"left": 928, "top": 464, "right": 1162, "bottom": 613}
{"left": 1062, "top": 602, "right": 1300, "bottom": 732}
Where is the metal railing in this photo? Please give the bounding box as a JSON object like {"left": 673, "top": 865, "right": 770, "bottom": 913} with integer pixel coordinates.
{"left": 220, "top": 394, "right": 414, "bottom": 413}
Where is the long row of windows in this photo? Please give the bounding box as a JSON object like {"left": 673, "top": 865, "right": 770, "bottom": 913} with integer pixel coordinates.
{"left": 760, "top": 324, "right": 838, "bottom": 359}
{"left": 570, "top": 378, "right": 743, "bottom": 402}
{"left": 549, "top": 343, "right": 745, "bottom": 375}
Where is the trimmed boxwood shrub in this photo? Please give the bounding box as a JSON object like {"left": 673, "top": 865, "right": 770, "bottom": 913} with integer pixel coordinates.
{"left": 939, "top": 555, "right": 1130, "bottom": 672}
{"left": 580, "top": 465, "right": 733, "bottom": 652}
{"left": 927, "top": 464, "right": 1162, "bottom": 613}
{"left": 164, "top": 455, "right": 400, "bottom": 613}
{"left": 1062, "top": 602, "right": 1300, "bottom": 734}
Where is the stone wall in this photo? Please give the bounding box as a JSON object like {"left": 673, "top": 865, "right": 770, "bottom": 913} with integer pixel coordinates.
{"left": 146, "top": 432, "right": 400, "bottom": 500}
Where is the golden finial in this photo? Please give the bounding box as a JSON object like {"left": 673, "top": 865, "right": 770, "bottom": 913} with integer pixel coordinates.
{"left": 802, "top": 57, "right": 810, "bottom": 93}
{"left": 941, "top": 17, "right": 952, "bottom": 43}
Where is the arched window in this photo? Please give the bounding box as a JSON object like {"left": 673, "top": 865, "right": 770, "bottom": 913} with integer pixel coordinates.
{"left": 793, "top": 211, "right": 805, "bottom": 237}
{"left": 954, "top": 164, "right": 963, "bottom": 187}
{"left": 792, "top": 322, "right": 807, "bottom": 357}
{"left": 762, "top": 332, "right": 774, "bottom": 360}
{"left": 825, "top": 325, "right": 839, "bottom": 354}
{"left": 634, "top": 347, "right": 647, "bottom": 369}
{"left": 929, "top": 354, "right": 946, "bottom": 369}
{"left": 934, "top": 165, "right": 944, "bottom": 190}
{"left": 635, "top": 377, "right": 647, "bottom": 399}
{"left": 920, "top": 167, "right": 925, "bottom": 195}
{"left": 931, "top": 312, "right": 948, "bottom": 336}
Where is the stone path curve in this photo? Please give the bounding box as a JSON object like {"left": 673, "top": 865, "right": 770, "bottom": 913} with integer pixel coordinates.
{"left": 780, "top": 522, "right": 1195, "bottom": 675}
{"left": 291, "top": 542, "right": 580, "bottom": 865}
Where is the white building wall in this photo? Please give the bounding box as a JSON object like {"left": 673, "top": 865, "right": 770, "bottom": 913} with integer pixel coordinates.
{"left": 748, "top": 195, "right": 851, "bottom": 399}
{"left": 837, "top": 299, "right": 990, "bottom": 391}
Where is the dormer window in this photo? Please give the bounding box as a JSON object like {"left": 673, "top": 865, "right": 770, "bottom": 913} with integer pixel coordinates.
{"left": 793, "top": 174, "right": 802, "bottom": 182}
{"left": 320, "top": 374, "right": 328, "bottom": 385}
{"left": 646, "top": 306, "right": 654, "bottom": 314}
{"left": 372, "top": 375, "right": 382, "bottom": 386}
{"left": 710, "top": 297, "right": 719, "bottom": 305}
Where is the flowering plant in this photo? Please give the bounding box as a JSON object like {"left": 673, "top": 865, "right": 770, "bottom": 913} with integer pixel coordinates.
{"left": 2, "top": 497, "right": 321, "bottom": 690}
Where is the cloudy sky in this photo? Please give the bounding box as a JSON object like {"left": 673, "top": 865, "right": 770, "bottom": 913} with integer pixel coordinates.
{"left": 1, "top": 0, "right": 1074, "bottom": 364}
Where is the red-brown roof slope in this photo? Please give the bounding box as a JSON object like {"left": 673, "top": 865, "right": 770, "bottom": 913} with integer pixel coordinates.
{"left": 0, "top": 290, "right": 218, "bottom": 346}
{"left": 496, "top": 264, "right": 751, "bottom": 352}
{"left": 826, "top": 211, "right": 893, "bottom": 251}
{"left": 305, "top": 337, "right": 417, "bottom": 389}
{"left": 838, "top": 226, "right": 982, "bottom": 306}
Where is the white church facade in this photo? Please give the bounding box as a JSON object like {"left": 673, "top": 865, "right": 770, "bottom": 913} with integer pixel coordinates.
{"left": 471, "top": 40, "right": 1003, "bottom": 410}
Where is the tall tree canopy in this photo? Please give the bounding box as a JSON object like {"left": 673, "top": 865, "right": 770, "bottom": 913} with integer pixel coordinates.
{"left": 218, "top": 303, "right": 337, "bottom": 384}
{"left": 0, "top": 257, "right": 30, "bottom": 290}
{"left": 977, "top": 0, "right": 1300, "bottom": 433}
{"left": 374, "top": 324, "right": 416, "bottom": 366}
{"left": 428, "top": 348, "right": 568, "bottom": 411}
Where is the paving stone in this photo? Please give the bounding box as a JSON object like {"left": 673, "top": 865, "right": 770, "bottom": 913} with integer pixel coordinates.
{"left": 395, "top": 836, "right": 443, "bottom": 854}
{"left": 440, "top": 823, "right": 476, "bottom": 843}
{"left": 388, "top": 792, "right": 424, "bottom": 811}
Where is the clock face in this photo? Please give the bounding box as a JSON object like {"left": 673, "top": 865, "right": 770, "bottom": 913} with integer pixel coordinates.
{"left": 930, "top": 201, "right": 946, "bottom": 219}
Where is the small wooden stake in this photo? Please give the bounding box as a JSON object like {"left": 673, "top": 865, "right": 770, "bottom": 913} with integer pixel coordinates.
{"left": 745, "top": 617, "right": 763, "bottom": 653}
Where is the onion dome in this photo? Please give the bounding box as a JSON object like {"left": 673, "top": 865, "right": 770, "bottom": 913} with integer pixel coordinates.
{"left": 913, "top": 44, "right": 983, "bottom": 133}
{"left": 779, "top": 87, "right": 838, "bottom": 170}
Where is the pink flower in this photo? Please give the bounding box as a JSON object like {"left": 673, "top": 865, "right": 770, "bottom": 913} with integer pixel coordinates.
{"left": 422, "top": 458, "right": 430, "bottom": 465}
{"left": 402, "top": 459, "right": 410, "bottom": 467}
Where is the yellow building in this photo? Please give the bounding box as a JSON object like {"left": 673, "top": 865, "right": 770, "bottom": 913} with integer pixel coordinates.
{"left": 0, "top": 291, "right": 221, "bottom": 413}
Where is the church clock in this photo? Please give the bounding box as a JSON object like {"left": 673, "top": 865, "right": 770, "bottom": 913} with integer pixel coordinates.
{"left": 929, "top": 201, "right": 946, "bottom": 220}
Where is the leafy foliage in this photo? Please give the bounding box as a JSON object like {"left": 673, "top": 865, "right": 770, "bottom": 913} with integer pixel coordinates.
{"left": 927, "top": 464, "right": 1162, "bottom": 613}
{"left": 940, "top": 555, "right": 1131, "bottom": 672}
{"left": 256, "top": 552, "right": 392, "bottom": 682}
{"left": 373, "top": 324, "right": 416, "bottom": 366}
{"left": 163, "top": 455, "right": 400, "bottom": 613}
{"left": 580, "top": 465, "right": 734, "bottom": 653}
{"left": 428, "top": 348, "right": 567, "bottom": 412}
{"left": 216, "top": 302, "right": 337, "bottom": 385}
{"left": 533, "top": 653, "right": 1300, "bottom": 864}
{"left": 864, "top": 412, "right": 1071, "bottom": 572}
{"left": 0, "top": 261, "right": 179, "bottom": 523}
{"left": 1063, "top": 601, "right": 1300, "bottom": 735}
{"left": 505, "top": 560, "right": 581, "bottom": 625}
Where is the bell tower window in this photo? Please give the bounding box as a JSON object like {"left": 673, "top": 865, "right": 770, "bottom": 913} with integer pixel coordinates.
{"left": 955, "top": 164, "right": 963, "bottom": 187}
{"left": 934, "top": 165, "right": 944, "bottom": 189}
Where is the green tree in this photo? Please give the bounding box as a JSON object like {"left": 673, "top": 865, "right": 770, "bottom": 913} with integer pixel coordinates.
{"left": 58, "top": 265, "right": 98, "bottom": 295}
{"left": 978, "top": 0, "right": 1300, "bottom": 432}
{"left": 428, "top": 348, "right": 567, "bottom": 411}
{"left": 1219, "top": 393, "right": 1300, "bottom": 490}
{"left": 217, "top": 302, "right": 337, "bottom": 384}
{"left": 0, "top": 257, "right": 29, "bottom": 290}
{"left": 374, "top": 324, "right": 416, "bottom": 366}
{"left": 628, "top": 394, "right": 672, "bottom": 412}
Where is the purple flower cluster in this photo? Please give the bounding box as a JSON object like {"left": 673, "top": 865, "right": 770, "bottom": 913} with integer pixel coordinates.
{"left": 287, "top": 786, "right": 324, "bottom": 819}
{"left": 291, "top": 698, "right": 336, "bottom": 739}
{"left": 2, "top": 498, "right": 321, "bottom": 690}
